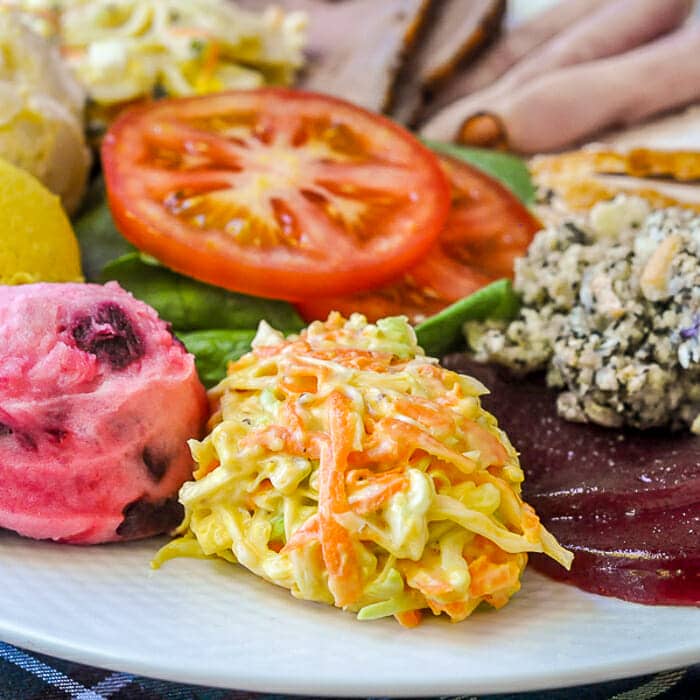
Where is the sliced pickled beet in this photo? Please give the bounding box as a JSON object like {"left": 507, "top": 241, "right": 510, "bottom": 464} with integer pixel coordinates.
{"left": 530, "top": 505, "right": 700, "bottom": 606}
{"left": 71, "top": 302, "right": 145, "bottom": 370}
{"left": 531, "top": 551, "right": 700, "bottom": 605}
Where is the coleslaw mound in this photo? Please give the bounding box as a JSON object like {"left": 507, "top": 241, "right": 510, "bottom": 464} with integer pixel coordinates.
{"left": 154, "top": 313, "right": 572, "bottom": 626}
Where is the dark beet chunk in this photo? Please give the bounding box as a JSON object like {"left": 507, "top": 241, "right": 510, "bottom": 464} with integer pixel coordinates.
{"left": 442, "top": 355, "right": 700, "bottom": 606}
{"left": 142, "top": 447, "right": 168, "bottom": 482}
{"left": 0, "top": 422, "right": 12, "bottom": 437}
{"left": 71, "top": 302, "right": 145, "bottom": 370}
{"left": 116, "top": 497, "right": 184, "bottom": 539}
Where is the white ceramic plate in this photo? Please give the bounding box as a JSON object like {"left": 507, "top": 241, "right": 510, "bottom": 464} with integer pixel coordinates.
{"left": 3, "top": 2, "right": 700, "bottom": 695}
{"left": 1, "top": 529, "right": 698, "bottom": 697}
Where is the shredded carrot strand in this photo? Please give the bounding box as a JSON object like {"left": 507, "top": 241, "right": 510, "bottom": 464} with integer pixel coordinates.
{"left": 394, "top": 397, "right": 456, "bottom": 435}
{"left": 381, "top": 418, "right": 478, "bottom": 474}
{"left": 407, "top": 569, "right": 454, "bottom": 598}
{"left": 280, "top": 517, "right": 319, "bottom": 553}
{"left": 469, "top": 556, "right": 520, "bottom": 598}
{"left": 349, "top": 474, "right": 408, "bottom": 513}
{"left": 317, "top": 391, "right": 362, "bottom": 607}
{"left": 461, "top": 421, "right": 508, "bottom": 467}
{"left": 202, "top": 40, "right": 220, "bottom": 77}
{"left": 282, "top": 473, "right": 408, "bottom": 553}
{"left": 396, "top": 609, "right": 422, "bottom": 628}
{"left": 279, "top": 373, "right": 318, "bottom": 394}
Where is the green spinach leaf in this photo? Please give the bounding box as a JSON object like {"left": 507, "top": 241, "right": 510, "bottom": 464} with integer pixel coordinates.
{"left": 178, "top": 329, "right": 256, "bottom": 388}
{"left": 425, "top": 141, "right": 535, "bottom": 205}
{"left": 73, "top": 189, "right": 135, "bottom": 281}
{"left": 415, "top": 279, "right": 519, "bottom": 357}
{"left": 101, "top": 253, "right": 305, "bottom": 333}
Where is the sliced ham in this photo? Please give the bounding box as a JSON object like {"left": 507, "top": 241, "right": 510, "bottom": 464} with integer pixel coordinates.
{"left": 421, "top": 20, "right": 700, "bottom": 153}
{"left": 238, "top": 0, "right": 430, "bottom": 112}
{"left": 427, "top": 0, "right": 609, "bottom": 110}
{"left": 390, "top": 0, "right": 505, "bottom": 123}
{"left": 407, "top": 0, "right": 504, "bottom": 86}
{"left": 425, "top": 0, "right": 692, "bottom": 119}
{"left": 442, "top": 355, "right": 700, "bottom": 605}
{"left": 448, "top": 0, "right": 609, "bottom": 96}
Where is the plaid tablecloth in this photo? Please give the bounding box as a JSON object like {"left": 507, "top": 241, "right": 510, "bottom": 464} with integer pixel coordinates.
{"left": 1, "top": 642, "right": 697, "bottom": 700}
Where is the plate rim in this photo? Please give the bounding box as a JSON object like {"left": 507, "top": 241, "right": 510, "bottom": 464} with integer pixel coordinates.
{"left": 1, "top": 562, "right": 699, "bottom": 698}
{"left": 1, "top": 624, "right": 698, "bottom": 697}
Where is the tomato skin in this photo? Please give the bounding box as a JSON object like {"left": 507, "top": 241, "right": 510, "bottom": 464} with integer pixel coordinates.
{"left": 101, "top": 88, "right": 451, "bottom": 301}
{"left": 297, "top": 155, "right": 542, "bottom": 324}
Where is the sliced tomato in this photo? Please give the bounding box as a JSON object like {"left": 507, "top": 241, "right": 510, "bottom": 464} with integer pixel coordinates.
{"left": 101, "top": 89, "right": 450, "bottom": 300}
{"left": 297, "top": 155, "right": 542, "bottom": 324}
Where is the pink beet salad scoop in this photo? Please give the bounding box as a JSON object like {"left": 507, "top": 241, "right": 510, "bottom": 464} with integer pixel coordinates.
{"left": 0, "top": 282, "right": 208, "bottom": 544}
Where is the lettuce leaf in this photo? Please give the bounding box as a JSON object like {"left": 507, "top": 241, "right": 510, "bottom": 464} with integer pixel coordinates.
{"left": 101, "top": 253, "right": 304, "bottom": 333}
{"left": 416, "top": 279, "right": 520, "bottom": 357}
{"left": 178, "top": 328, "right": 256, "bottom": 387}
{"left": 425, "top": 141, "right": 535, "bottom": 205}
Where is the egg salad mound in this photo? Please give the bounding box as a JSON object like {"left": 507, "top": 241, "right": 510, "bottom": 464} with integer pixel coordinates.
{"left": 155, "top": 313, "right": 571, "bottom": 626}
